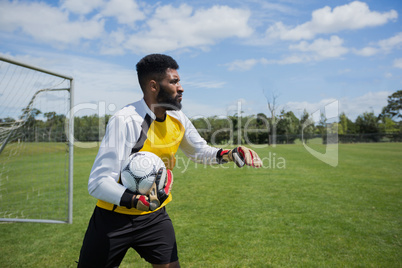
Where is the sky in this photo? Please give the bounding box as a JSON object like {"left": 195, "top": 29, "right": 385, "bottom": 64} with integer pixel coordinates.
{"left": 0, "top": 0, "right": 401, "bottom": 121}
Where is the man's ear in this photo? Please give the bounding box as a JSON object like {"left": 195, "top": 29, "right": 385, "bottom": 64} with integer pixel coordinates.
{"left": 149, "top": 80, "right": 159, "bottom": 94}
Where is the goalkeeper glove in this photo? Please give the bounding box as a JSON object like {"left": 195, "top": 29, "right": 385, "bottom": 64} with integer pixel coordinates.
{"left": 218, "top": 146, "right": 262, "bottom": 168}
{"left": 131, "top": 194, "right": 151, "bottom": 211}
{"left": 149, "top": 167, "right": 174, "bottom": 211}
{"left": 120, "top": 190, "right": 151, "bottom": 211}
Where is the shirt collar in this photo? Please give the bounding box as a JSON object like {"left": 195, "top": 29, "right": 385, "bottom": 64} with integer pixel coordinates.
{"left": 140, "top": 98, "right": 156, "bottom": 121}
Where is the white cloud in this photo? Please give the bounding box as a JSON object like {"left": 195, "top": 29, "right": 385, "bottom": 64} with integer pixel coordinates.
{"left": 353, "top": 46, "right": 379, "bottom": 57}
{"left": 226, "top": 58, "right": 264, "bottom": 71}
{"left": 225, "top": 54, "right": 316, "bottom": 70}
{"left": 353, "top": 32, "right": 402, "bottom": 56}
{"left": 378, "top": 32, "right": 402, "bottom": 52}
{"left": 285, "top": 91, "right": 390, "bottom": 120}
{"left": 252, "top": 0, "right": 296, "bottom": 14}
{"left": 286, "top": 99, "right": 338, "bottom": 118}
{"left": 0, "top": 1, "right": 252, "bottom": 54}
{"left": 180, "top": 72, "right": 227, "bottom": 90}
{"left": 394, "top": 58, "right": 402, "bottom": 69}
{"left": 181, "top": 100, "right": 227, "bottom": 118}
{"left": 290, "top": 35, "right": 349, "bottom": 60}
{"left": 340, "top": 91, "right": 390, "bottom": 119}
{"left": 266, "top": 1, "right": 398, "bottom": 41}
{"left": 61, "top": 0, "right": 145, "bottom": 24}
{"left": 66, "top": 59, "right": 142, "bottom": 114}
{"left": 61, "top": 0, "right": 103, "bottom": 15}
{"left": 0, "top": 1, "right": 104, "bottom": 45}
{"left": 100, "top": 29, "right": 127, "bottom": 55}
{"left": 102, "top": 0, "right": 145, "bottom": 24}
{"left": 124, "top": 4, "right": 253, "bottom": 53}
{"left": 183, "top": 80, "right": 226, "bottom": 89}
{"left": 182, "top": 98, "right": 261, "bottom": 118}
{"left": 227, "top": 35, "right": 349, "bottom": 70}
{"left": 275, "top": 55, "right": 307, "bottom": 65}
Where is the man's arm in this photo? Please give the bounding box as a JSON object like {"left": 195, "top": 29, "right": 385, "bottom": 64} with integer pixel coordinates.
{"left": 88, "top": 111, "right": 141, "bottom": 207}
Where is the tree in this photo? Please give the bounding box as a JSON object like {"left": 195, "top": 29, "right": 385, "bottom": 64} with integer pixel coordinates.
{"left": 43, "top": 112, "right": 67, "bottom": 142}
{"left": 246, "top": 113, "right": 269, "bottom": 144}
{"left": 0, "top": 117, "right": 16, "bottom": 125}
{"left": 276, "top": 110, "right": 299, "bottom": 144}
{"left": 339, "top": 112, "right": 348, "bottom": 134}
{"left": 300, "top": 109, "right": 314, "bottom": 143}
{"left": 191, "top": 117, "right": 212, "bottom": 143}
{"left": 265, "top": 92, "right": 280, "bottom": 145}
{"left": 211, "top": 116, "right": 233, "bottom": 145}
{"left": 315, "top": 112, "right": 327, "bottom": 135}
{"left": 355, "top": 112, "right": 380, "bottom": 142}
{"left": 20, "top": 108, "right": 41, "bottom": 142}
{"left": 355, "top": 112, "right": 379, "bottom": 134}
{"left": 379, "top": 90, "right": 402, "bottom": 120}
{"left": 379, "top": 117, "right": 398, "bottom": 133}
{"left": 337, "top": 112, "right": 356, "bottom": 134}
{"left": 44, "top": 112, "right": 57, "bottom": 142}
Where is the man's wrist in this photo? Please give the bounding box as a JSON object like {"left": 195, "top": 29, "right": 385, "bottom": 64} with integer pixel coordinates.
{"left": 120, "top": 189, "right": 135, "bottom": 209}
{"left": 216, "top": 148, "right": 232, "bottom": 164}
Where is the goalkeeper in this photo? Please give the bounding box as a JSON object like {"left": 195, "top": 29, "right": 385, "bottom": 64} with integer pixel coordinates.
{"left": 77, "top": 54, "right": 262, "bottom": 268}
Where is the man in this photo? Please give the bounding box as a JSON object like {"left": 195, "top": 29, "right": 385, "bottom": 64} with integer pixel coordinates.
{"left": 77, "top": 54, "right": 262, "bottom": 268}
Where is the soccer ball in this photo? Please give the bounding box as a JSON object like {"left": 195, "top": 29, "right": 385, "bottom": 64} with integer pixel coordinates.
{"left": 120, "top": 151, "right": 165, "bottom": 195}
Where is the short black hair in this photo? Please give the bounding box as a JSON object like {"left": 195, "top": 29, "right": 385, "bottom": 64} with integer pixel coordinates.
{"left": 136, "top": 54, "right": 179, "bottom": 91}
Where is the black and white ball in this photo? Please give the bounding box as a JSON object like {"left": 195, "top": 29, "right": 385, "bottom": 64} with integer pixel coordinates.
{"left": 120, "top": 151, "right": 165, "bottom": 195}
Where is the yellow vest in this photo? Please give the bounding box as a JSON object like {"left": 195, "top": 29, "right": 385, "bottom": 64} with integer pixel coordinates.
{"left": 97, "top": 114, "right": 184, "bottom": 215}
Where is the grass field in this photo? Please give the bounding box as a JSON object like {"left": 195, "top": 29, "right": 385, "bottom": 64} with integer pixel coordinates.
{"left": 0, "top": 142, "right": 69, "bottom": 221}
{"left": 0, "top": 142, "right": 401, "bottom": 267}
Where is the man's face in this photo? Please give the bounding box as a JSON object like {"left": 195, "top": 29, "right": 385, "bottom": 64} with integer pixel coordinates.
{"left": 156, "top": 68, "right": 183, "bottom": 111}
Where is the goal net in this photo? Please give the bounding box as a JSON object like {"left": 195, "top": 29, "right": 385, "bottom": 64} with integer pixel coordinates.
{"left": 0, "top": 56, "right": 74, "bottom": 224}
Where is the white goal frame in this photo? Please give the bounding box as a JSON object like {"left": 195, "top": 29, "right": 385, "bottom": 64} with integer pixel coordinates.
{"left": 0, "top": 56, "right": 74, "bottom": 224}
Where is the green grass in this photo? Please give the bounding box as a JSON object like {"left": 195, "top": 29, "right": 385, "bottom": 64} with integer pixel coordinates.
{"left": 0, "top": 143, "right": 401, "bottom": 267}
{"left": 0, "top": 143, "right": 69, "bottom": 220}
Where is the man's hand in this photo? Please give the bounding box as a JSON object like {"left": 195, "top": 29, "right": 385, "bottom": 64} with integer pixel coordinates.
{"left": 218, "top": 146, "right": 262, "bottom": 168}
{"left": 149, "top": 167, "right": 174, "bottom": 211}
{"left": 131, "top": 194, "right": 151, "bottom": 211}
{"left": 120, "top": 188, "right": 151, "bottom": 211}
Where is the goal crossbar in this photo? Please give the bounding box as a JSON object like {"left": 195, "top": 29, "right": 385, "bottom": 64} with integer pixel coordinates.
{"left": 0, "top": 56, "right": 73, "bottom": 80}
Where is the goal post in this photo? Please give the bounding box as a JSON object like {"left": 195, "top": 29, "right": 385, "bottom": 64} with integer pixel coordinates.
{"left": 0, "top": 56, "right": 74, "bottom": 224}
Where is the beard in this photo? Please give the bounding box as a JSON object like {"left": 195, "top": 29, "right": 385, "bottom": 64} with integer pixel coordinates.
{"left": 156, "top": 84, "right": 182, "bottom": 111}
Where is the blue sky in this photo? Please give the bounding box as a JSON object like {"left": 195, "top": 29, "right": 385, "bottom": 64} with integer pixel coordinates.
{"left": 1, "top": 0, "right": 401, "bottom": 120}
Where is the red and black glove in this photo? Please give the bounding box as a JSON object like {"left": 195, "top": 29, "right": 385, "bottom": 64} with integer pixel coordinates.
{"left": 120, "top": 190, "right": 151, "bottom": 211}
{"left": 218, "top": 146, "right": 262, "bottom": 168}
{"left": 149, "top": 167, "right": 174, "bottom": 211}
{"left": 131, "top": 195, "right": 151, "bottom": 211}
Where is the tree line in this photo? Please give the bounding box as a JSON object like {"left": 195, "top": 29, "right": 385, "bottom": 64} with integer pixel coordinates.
{"left": 193, "top": 90, "right": 401, "bottom": 144}
{"left": 1, "top": 90, "right": 401, "bottom": 144}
